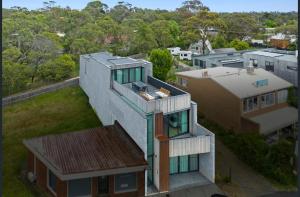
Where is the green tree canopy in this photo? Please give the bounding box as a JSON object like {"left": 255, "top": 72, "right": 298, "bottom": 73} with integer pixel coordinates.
{"left": 149, "top": 49, "right": 173, "bottom": 81}
{"left": 37, "top": 54, "right": 75, "bottom": 82}
{"left": 229, "top": 39, "right": 250, "bottom": 51}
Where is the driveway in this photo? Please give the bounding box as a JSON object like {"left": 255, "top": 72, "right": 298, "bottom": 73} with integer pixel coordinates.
{"left": 215, "top": 139, "right": 277, "bottom": 197}
{"left": 169, "top": 183, "right": 224, "bottom": 197}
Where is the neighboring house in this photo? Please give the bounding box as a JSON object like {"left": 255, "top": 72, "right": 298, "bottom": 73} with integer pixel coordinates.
{"left": 189, "top": 41, "right": 204, "bottom": 54}
{"left": 269, "top": 33, "right": 290, "bottom": 49}
{"left": 251, "top": 39, "right": 265, "bottom": 47}
{"left": 24, "top": 124, "right": 147, "bottom": 197}
{"left": 167, "top": 47, "right": 181, "bottom": 56}
{"left": 243, "top": 50, "right": 298, "bottom": 87}
{"left": 176, "top": 67, "right": 298, "bottom": 136}
{"left": 192, "top": 50, "right": 248, "bottom": 69}
{"left": 179, "top": 50, "right": 193, "bottom": 60}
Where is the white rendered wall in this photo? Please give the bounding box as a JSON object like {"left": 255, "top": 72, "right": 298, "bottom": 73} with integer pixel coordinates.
{"left": 199, "top": 131, "right": 215, "bottom": 183}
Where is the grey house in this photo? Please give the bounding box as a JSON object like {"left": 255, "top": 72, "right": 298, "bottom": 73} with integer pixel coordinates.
{"left": 192, "top": 51, "right": 249, "bottom": 69}
{"left": 79, "top": 52, "right": 215, "bottom": 195}
{"left": 243, "top": 50, "right": 298, "bottom": 87}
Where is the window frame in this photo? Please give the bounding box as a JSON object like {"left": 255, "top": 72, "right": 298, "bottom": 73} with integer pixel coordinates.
{"left": 169, "top": 154, "right": 199, "bottom": 175}
{"left": 261, "top": 92, "right": 275, "bottom": 108}
{"left": 277, "top": 89, "right": 288, "bottom": 104}
{"left": 265, "top": 61, "right": 274, "bottom": 72}
{"left": 114, "top": 172, "right": 138, "bottom": 194}
{"left": 164, "top": 110, "right": 189, "bottom": 138}
{"left": 47, "top": 169, "right": 57, "bottom": 196}
{"left": 243, "top": 96, "right": 258, "bottom": 113}
{"left": 67, "top": 178, "right": 92, "bottom": 197}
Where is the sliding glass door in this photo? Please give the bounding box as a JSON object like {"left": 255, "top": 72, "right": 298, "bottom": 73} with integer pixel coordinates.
{"left": 169, "top": 154, "right": 199, "bottom": 175}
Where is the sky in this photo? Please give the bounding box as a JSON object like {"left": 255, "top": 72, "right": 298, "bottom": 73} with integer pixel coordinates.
{"left": 3, "top": 0, "right": 298, "bottom": 12}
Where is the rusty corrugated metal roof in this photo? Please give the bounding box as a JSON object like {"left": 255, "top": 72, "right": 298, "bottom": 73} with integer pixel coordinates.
{"left": 24, "top": 123, "right": 147, "bottom": 175}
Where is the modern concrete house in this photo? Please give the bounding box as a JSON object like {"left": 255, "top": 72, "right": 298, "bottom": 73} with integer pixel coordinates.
{"left": 243, "top": 49, "right": 298, "bottom": 87}
{"left": 78, "top": 52, "right": 214, "bottom": 195}
{"left": 192, "top": 50, "right": 248, "bottom": 69}
{"left": 176, "top": 66, "right": 298, "bottom": 136}
{"left": 23, "top": 52, "right": 216, "bottom": 197}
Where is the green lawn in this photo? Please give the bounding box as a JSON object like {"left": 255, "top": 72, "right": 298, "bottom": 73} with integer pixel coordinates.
{"left": 3, "top": 86, "right": 101, "bottom": 197}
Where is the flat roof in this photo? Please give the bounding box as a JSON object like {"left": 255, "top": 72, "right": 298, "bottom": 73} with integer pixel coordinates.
{"left": 245, "top": 51, "right": 283, "bottom": 58}
{"left": 249, "top": 107, "right": 298, "bottom": 135}
{"left": 23, "top": 123, "right": 147, "bottom": 178}
{"left": 176, "top": 67, "right": 292, "bottom": 98}
{"left": 81, "top": 52, "right": 147, "bottom": 68}
{"left": 276, "top": 55, "right": 297, "bottom": 63}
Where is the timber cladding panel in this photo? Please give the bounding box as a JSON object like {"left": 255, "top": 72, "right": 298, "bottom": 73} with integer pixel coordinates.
{"left": 159, "top": 138, "right": 169, "bottom": 192}
{"left": 36, "top": 158, "right": 47, "bottom": 191}
{"left": 27, "top": 150, "right": 34, "bottom": 173}
{"left": 56, "top": 179, "right": 67, "bottom": 197}
{"left": 155, "top": 112, "right": 164, "bottom": 137}
{"left": 177, "top": 76, "right": 242, "bottom": 131}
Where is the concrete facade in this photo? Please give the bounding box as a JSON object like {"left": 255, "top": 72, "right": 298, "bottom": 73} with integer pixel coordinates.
{"left": 80, "top": 52, "right": 215, "bottom": 195}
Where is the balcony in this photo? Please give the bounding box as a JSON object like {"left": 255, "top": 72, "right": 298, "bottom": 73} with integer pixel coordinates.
{"left": 169, "top": 124, "right": 214, "bottom": 157}
{"left": 112, "top": 77, "right": 191, "bottom": 114}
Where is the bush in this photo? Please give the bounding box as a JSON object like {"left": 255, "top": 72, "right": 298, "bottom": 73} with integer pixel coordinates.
{"left": 229, "top": 39, "right": 250, "bottom": 50}
{"left": 200, "top": 116, "right": 296, "bottom": 186}
{"left": 149, "top": 49, "right": 173, "bottom": 81}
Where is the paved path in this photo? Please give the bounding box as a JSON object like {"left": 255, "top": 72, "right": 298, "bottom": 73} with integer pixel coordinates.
{"left": 169, "top": 183, "right": 224, "bottom": 197}
{"left": 215, "top": 139, "right": 276, "bottom": 197}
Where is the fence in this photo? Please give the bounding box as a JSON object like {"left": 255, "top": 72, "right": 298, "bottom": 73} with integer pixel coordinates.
{"left": 2, "top": 77, "right": 79, "bottom": 107}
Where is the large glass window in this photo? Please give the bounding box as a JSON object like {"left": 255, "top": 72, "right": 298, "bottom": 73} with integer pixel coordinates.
{"left": 123, "top": 69, "right": 129, "bottom": 84}
{"left": 115, "top": 173, "right": 137, "bottom": 193}
{"left": 277, "top": 89, "right": 288, "bottom": 104}
{"left": 135, "top": 67, "right": 141, "bottom": 81}
{"left": 68, "top": 178, "right": 91, "bottom": 197}
{"left": 243, "top": 96, "right": 258, "bottom": 112}
{"left": 116, "top": 70, "right": 123, "bottom": 84}
{"left": 129, "top": 68, "right": 135, "bottom": 82}
{"left": 164, "top": 110, "right": 189, "bottom": 138}
{"left": 170, "top": 157, "right": 179, "bottom": 174}
{"left": 189, "top": 154, "right": 199, "bottom": 171}
{"left": 179, "top": 156, "right": 189, "bottom": 173}
{"left": 141, "top": 67, "right": 145, "bottom": 82}
{"left": 48, "top": 170, "right": 57, "bottom": 194}
{"left": 169, "top": 155, "right": 199, "bottom": 175}
{"left": 147, "top": 115, "right": 154, "bottom": 184}
{"left": 114, "top": 67, "right": 144, "bottom": 84}
{"left": 261, "top": 93, "right": 275, "bottom": 107}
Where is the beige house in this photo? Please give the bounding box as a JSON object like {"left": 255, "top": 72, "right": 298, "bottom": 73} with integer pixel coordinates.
{"left": 176, "top": 67, "right": 298, "bottom": 135}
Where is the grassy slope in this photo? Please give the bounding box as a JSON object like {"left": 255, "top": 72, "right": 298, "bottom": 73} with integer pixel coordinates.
{"left": 3, "top": 86, "right": 101, "bottom": 197}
